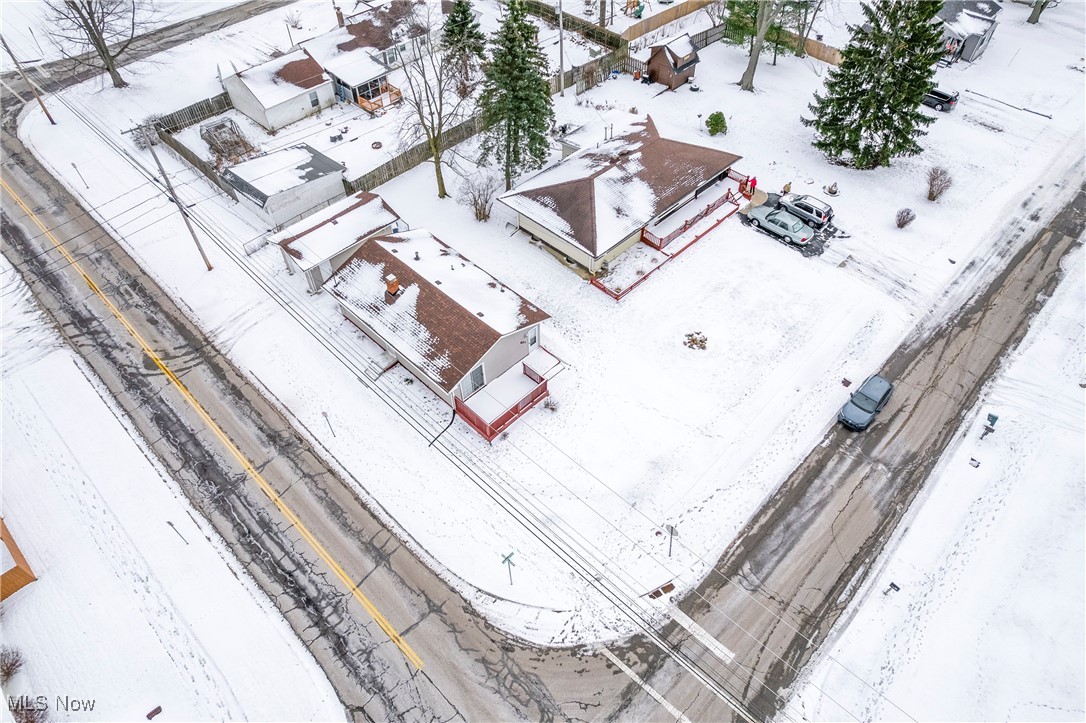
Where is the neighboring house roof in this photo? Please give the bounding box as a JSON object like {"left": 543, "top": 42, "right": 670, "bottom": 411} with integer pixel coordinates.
{"left": 500, "top": 115, "right": 741, "bottom": 258}
{"left": 339, "top": 0, "right": 431, "bottom": 53}
{"left": 231, "top": 49, "right": 328, "bottom": 108}
{"left": 222, "top": 144, "right": 344, "bottom": 206}
{"left": 272, "top": 191, "right": 402, "bottom": 271}
{"left": 303, "top": 27, "right": 393, "bottom": 87}
{"left": 325, "top": 230, "right": 549, "bottom": 391}
{"left": 938, "top": 0, "right": 1001, "bottom": 38}
{"left": 651, "top": 33, "right": 699, "bottom": 72}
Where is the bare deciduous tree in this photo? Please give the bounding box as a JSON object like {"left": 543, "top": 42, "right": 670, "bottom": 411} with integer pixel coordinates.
{"left": 702, "top": 0, "right": 729, "bottom": 28}
{"left": 738, "top": 0, "right": 788, "bottom": 91}
{"left": 0, "top": 646, "right": 24, "bottom": 684}
{"left": 396, "top": 5, "right": 474, "bottom": 198}
{"left": 44, "top": 0, "right": 158, "bottom": 88}
{"left": 927, "top": 166, "right": 952, "bottom": 201}
{"left": 793, "top": 0, "right": 826, "bottom": 56}
{"left": 457, "top": 172, "right": 502, "bottom": 220}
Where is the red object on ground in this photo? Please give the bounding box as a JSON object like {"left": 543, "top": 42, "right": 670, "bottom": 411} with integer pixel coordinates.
{"left": 147, "top": 706, "right": 163, "bottom": 720}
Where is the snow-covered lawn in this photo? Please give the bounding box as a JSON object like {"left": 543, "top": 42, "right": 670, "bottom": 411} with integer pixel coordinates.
{"left": 0, "top": 260, "right": 345, "bottom": 722}
{"left": 791, "top": 247, "right": 1085, "bottom": 722}
{"left": 10, "top": 0, "right": 1084, "bottom": 649}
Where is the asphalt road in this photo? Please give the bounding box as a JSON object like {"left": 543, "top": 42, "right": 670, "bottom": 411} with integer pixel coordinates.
{"left": 649, "top": 181, "right": 1086, "bottom": 720}
{"left": 4, "top": 4, "right": 1085, "bottom": 721}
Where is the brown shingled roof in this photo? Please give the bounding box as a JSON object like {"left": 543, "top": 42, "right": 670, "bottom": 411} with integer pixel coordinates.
{"left": 338, "top": 0, "right": 424, "bottom": 52}
{"left": 504, "top": 117, "right": 741, "bottom": 257}
{"left": 274, "top": 49, "right": 327, "bottom": 90}
{"left": 328, "top": 232, "right": 549, "bottom": 392}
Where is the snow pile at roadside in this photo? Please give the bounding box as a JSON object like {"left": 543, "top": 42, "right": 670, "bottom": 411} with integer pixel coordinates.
{"left": 0, "top": 260, "right": 345, "bottom": 722}
{"left": 790, "top": 247, "right": 1085, "bottom": 721}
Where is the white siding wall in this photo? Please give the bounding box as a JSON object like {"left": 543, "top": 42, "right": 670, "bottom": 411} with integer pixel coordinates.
{"left": 222, "top": 74, "right": 271, "bottom": 129}
{"left": 517, "top": 215, "right": 596, "bottom": 270}
{"left": 302, "top": 220, "right": 397, "bottom": 293}
{"left": 600, "top": 227, "right": 644, "bottom": 267}
{"left": 264, "top": 81, "right": 335, "bottom": 130}
{"left": 517, "top": 214, "right": 644, "bottom": 274}
{"left": 472, "top": 329, "right": 534, "bottom": 393}
{"left": 265, "top": 173, "right": 347, "bottom": 228}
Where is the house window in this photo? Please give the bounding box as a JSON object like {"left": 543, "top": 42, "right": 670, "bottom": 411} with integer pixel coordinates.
{"left": 309, "top": 91, "right": 319, "bottom": 108}
{"left": 462, "top": 363, "right": 485, "bottom": 398}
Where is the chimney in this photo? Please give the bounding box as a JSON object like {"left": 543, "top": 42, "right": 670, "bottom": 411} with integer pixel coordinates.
{"left": 335, "top": 4, "right": 345, "bottom": 27}
{"left": 385, "top": 273, "right": 400, "bottom": 297}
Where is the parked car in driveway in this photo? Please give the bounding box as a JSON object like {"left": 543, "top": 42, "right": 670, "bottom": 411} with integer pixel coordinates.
{"left": 838, "top": 374, "right": 894, "bottom": 431}
{"left": 747, "top": 206, "right": 815, "bottom": 246}
{"left": 778, "top": 193, "right": 834, "bottom": 229}
{"left": 922, "top": 87, "right": 958, "bottom": 112}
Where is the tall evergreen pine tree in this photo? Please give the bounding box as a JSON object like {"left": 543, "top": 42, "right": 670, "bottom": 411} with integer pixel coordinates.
{"left": 442, "top": 0, "right": 485, "bottom": 84}
{"left": 802, "top": 0, "right": 944, "bottom": 169}
{"left": 478, "top": 0, "right": 554, "bottom": 190}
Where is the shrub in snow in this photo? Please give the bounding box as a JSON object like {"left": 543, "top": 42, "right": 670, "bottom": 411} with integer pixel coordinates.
{"left": 457, "top": 173, "right": 502, "bottom": 221}
{"left": 0, "top": 646, "right": 23, "bottom": 684}
{"left": 896, "top": 208, "right": 916, "bottom": 228}
{"left": 544, "top": 397, "right": 558, "bottom": 412}
{"left": 684, "top": 332, "right": 708, "bottom": 350}
{"left": 706, "top": 111, "right": 727, "bottom": 136}
{"left": 132, "top": 115, "right": 162, "bottom": 150}
{"left": 284, "top": 9, "right": 303, "bottom": 29}
{"left": 927, "top": 166, "right": 952, "bottom": 201}
{"left": 11, "top": 705, "right": 48, "bottom": 723}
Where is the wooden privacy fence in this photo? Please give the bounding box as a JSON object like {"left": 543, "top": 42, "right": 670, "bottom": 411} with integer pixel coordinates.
{"left": 619, "top": 0, "right": 714, "bottom": 41}
{"left": 156, "top": 129, "right": 238, "bottom": 201}
{"left": 522, "top": 0, "right": 625, "bottom": 47}
{"left": 343, "top": 114, "right": 490, "bottom": 194}
{"left": 153, "top": 92, "right": 233, "bottom": 133}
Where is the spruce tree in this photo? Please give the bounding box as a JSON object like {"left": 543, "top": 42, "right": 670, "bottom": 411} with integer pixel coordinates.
{"left": 802, "top": 0, "right": 944, "bottom": 169}
{"left": 478, "top": 0, "right": 554, "bottom": 190}
{"left": 443, "top": 0, "right": 485, "bottom": 85}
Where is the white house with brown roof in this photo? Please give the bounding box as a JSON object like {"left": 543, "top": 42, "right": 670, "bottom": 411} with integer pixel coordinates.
{"left": 222, "top": 49, "right": 335, "bottom": 130}
{"left": 324, "top": 229, "right": 560, "bottom": 440}
{"left": 222, "top": 144, "right": 346, "bottom": 229}
{"left": 273, "top": 191, "right": 405, "bottom": 293}
{"left": 500, "top": 115, "right": 742, "bottom": 274}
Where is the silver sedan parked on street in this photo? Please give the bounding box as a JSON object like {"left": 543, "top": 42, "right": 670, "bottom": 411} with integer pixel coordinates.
{"left": 747, "top": 206, "right": 816, "bottom": 246}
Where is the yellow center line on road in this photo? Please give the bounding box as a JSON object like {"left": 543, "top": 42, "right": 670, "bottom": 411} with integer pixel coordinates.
{"left": 2, "top": 178, "right": 424, "bottom": 670}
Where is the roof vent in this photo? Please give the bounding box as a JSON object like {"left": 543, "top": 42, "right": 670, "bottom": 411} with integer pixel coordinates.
{"left": 414, "top": 251, "right": 420, "bottom": 261}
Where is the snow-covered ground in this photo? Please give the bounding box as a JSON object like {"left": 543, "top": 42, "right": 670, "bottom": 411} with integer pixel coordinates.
{"left": 791, "top": 247, "right": 1086, "bottom": 722}
{"left": 9, "top": 0, "right": 1085, "bottom": 651}
{"left": 0, "top": 260, "right": 345, "bottom": 721}
{"left": 0, "top": 0, "right": 247, "bottom": 66}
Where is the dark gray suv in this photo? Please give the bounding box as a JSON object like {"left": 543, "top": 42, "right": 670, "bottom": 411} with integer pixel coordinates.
{"left": 778, "top": 193, "right": 834, "bottom": 229}
{"left": 838, "top": 374, "right": 893, "bottom": 431}
{"left": 922, "top": 87, "right": 958, "bottom": 112}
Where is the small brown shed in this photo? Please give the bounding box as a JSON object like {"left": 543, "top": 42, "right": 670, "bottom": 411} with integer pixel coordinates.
{"left": 647, "top": 34, "right": 699, "bottom": 90}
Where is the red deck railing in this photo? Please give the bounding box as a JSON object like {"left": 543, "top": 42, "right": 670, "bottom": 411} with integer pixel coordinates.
{"left": 642, "top": 189, "right": 739, "bottom": 250}
{"left": 455, "top": 379, "right": 549, "bottom": 442}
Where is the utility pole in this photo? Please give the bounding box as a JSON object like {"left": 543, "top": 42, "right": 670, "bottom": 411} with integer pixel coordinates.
{"left": 558, "top": 0, "right": 565, "bottom": 96}
{"left": 1, "top": 34, "right": 56, "bottom": 125}
{"left": 141, "top": 126, "right": 213, "bottom": 271}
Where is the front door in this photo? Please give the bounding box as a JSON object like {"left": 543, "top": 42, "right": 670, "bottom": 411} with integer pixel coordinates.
{"left": 526, "top": 325, "right": 539, "bottom": 352}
